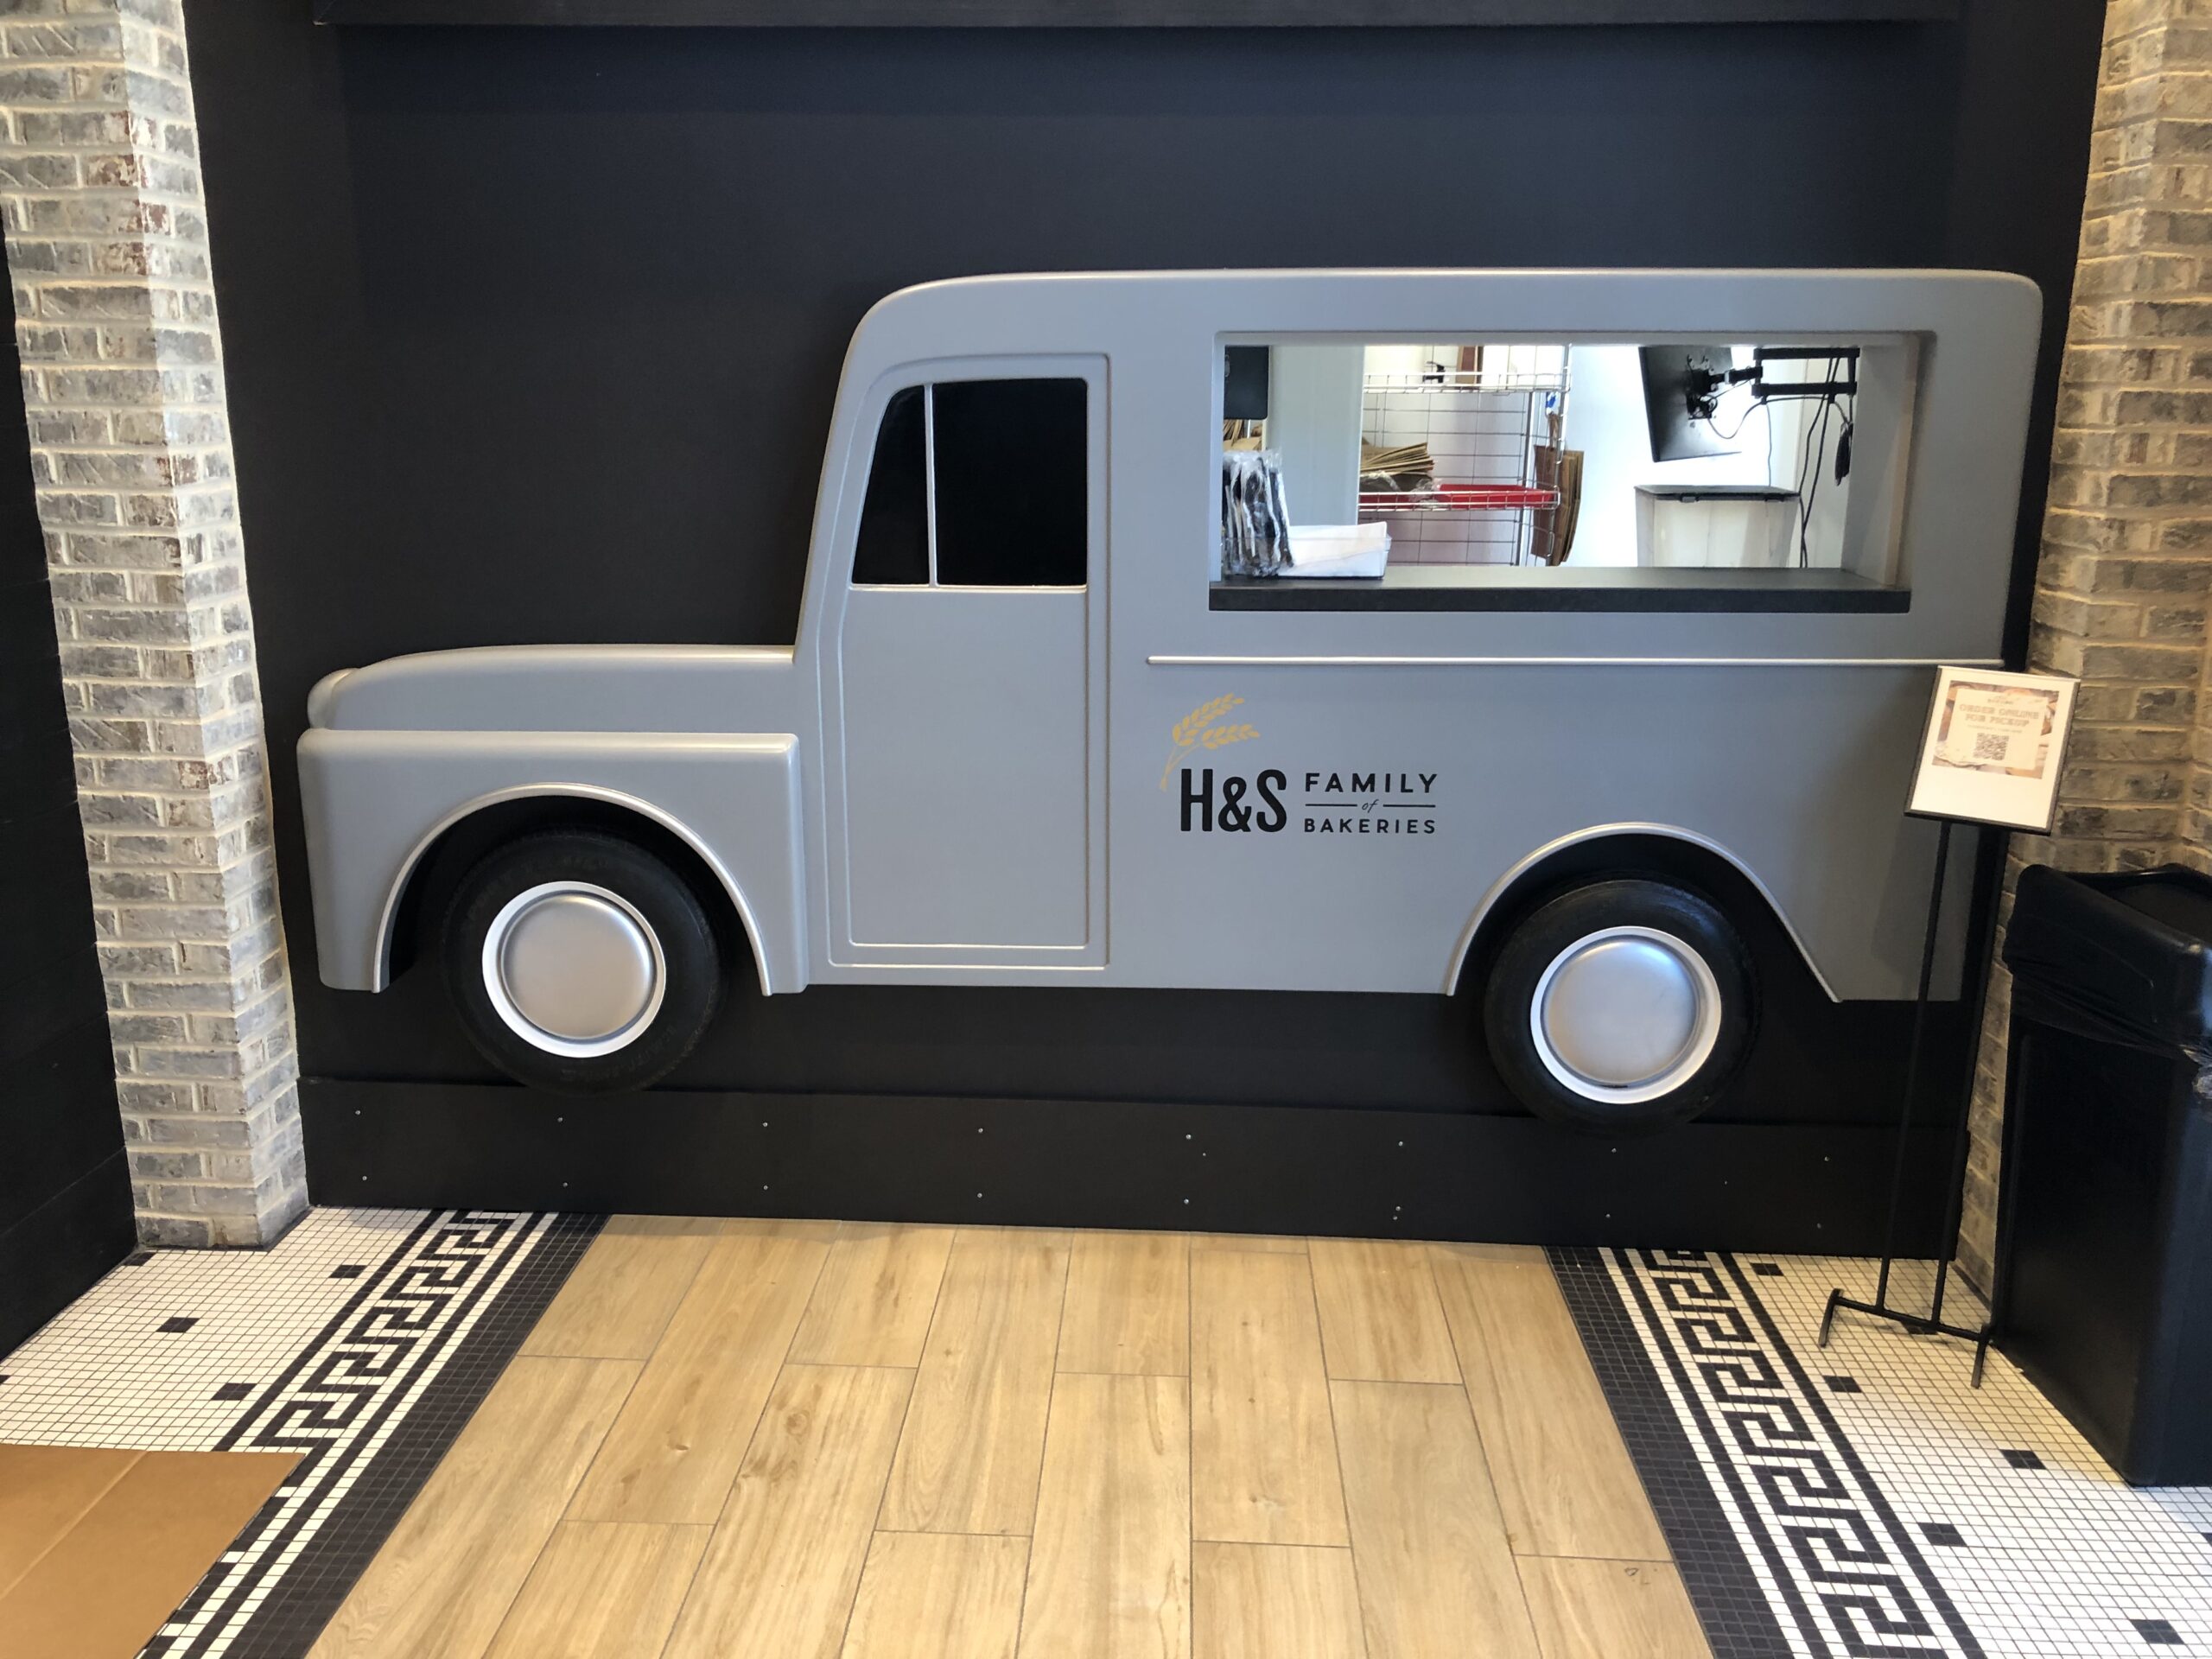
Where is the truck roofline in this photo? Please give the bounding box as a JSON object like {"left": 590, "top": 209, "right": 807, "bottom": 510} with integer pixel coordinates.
{"left": 855, "top": 264, "right": 2040, "bottom": 322}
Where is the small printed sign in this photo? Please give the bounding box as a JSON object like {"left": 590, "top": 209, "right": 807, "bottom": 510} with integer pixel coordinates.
{"left": 1907, "top": 665, "right": 2077, "bottom": 833}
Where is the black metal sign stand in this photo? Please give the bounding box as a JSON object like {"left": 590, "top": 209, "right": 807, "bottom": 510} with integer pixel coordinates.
{"left": 1818, "top": 815, "right": 1997, "bottom": 1388}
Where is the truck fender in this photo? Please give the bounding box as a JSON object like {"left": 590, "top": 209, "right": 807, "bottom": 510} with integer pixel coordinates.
{"left": 297, "top": 728, "right": 806, "bottom": 998}
{"left": 374, "top": 785, "right": 779, "bottom": 996}
{"left": 1442, "top": 822, "right": 1841, "bottom": 1002}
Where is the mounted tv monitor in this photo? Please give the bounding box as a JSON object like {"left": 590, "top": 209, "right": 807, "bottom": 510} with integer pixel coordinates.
{"left": 1641, "top": 345, "right": 1742, "bottom": 461}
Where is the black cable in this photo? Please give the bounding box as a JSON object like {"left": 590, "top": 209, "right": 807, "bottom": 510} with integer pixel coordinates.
{"left": 1705, "top": 387, "right": 1848, "bottom": 442}
{"left": 1706, "top": 391, "right": 1772, "bottom": 444}
{"left": 1801, "top": 392, "right": 1829, "bottom": 566}
{"left": 1819, "top": 359, "right": 1859, "bottom": 551}
{"left": 1796, "top": 355, "right": 1846, "bottom": 568}
{"left": 1698, "top": 359, "right": 1857, "bottom": 568}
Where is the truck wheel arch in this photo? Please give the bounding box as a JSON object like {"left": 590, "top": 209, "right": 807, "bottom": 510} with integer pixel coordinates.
{"left": 376, "top": 786, "right": 776, "bottom": 997}
{"left": 1444, "top": 824, "right": 1839, "bottom": 1004}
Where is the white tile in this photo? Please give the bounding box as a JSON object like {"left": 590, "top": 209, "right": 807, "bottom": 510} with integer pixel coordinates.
{"left": 1603, "top": 1249, "right": 2212, "bottom": 1657}
{"left": 0, "top": 1208, "right": 436, "bottom": 1450}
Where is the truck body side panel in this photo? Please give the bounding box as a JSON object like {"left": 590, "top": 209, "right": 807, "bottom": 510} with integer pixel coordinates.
{"left": 1113, "top": 660, "right": 1965, "bottom": 1000}
{"left": 298, "top": 728, "right": 806, "bottom": 995}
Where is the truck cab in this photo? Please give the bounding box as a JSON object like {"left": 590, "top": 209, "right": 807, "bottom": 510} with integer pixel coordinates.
{"left": 298, "top": 267, "right": 2039, "bottom": 1130}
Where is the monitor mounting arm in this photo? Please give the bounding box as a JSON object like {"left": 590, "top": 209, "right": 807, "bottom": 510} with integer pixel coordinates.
{"left": 1684, "top": 346, "right": 1859, "bottom": 423}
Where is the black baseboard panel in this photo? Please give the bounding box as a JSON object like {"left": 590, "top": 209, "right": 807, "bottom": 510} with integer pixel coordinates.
{"left": 303, "top": 1080, "right": 1957, "bottom": 1255}
{"left": 0, "top": 1151, "right": 137, "bottom": 1357}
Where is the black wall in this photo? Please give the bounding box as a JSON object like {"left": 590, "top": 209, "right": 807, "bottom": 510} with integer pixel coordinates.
{"left": 1, "top": 249, "right": 136, "bottom": 1353}
{"left": 181, "top": 6, "right": 2100, "bottom": 1146}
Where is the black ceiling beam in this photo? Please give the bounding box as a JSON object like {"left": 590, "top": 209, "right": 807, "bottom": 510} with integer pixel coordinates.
{"left": 315, "top": 1, "right": 1960, "bottom": 28}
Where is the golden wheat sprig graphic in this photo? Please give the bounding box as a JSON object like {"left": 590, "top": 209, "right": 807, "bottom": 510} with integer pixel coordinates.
{"left": 1172, "top": 695, "right": 1243, "bottom": 746}
{"left": 1160, "top": 696, "right": 1256, "bottom": 789}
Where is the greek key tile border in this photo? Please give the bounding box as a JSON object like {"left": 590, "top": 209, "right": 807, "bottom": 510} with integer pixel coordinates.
{"left": 1551, "top": 1247, "right": 1983, "bottom": 1659}
{"left": 143, "top": 1209, "right": 602, "bottom": 1659}
{"left": 1548, "top": 1247, "right": 1795, "bottom": 1659}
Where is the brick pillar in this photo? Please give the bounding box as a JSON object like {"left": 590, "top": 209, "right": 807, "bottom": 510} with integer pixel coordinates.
{"left": 1, "top": 0, "right": 305, "bottom": 1246}
{"left": 1959, "top": 0, "right": 2212, "bottom": 1287}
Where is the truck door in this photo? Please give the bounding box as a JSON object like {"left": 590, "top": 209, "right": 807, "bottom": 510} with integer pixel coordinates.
{"left": 828, "top": 359, "right": 1106, "bottom": 966}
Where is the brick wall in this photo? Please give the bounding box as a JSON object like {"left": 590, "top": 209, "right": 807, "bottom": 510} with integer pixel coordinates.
{"left": 1959, "top": 0, "right": 2212, "bottom": 1288}
{"left": 0, "top": 0, "right": 305, "bottom": 1246}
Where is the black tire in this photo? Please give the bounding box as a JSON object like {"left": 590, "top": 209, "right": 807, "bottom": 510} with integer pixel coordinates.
{"left": 1481, "top": 877, "right": 1755, "bottom": 1135}
{"left": 441, "top": 830, "right": 724, "bottom": 1094}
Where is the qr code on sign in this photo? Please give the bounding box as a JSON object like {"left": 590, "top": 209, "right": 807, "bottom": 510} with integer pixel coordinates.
{"left": 1972, "top": 731, "right": 2009, "bottom": 763}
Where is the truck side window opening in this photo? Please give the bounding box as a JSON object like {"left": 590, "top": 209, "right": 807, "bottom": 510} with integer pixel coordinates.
{"left": 933, "top": 378, "right": 1087, "bottom": 588}
{"left": 1212, "top": 339, "right": 1905, "bottom": 609}
{"left": 853, "top": 385, "right": 929, "bottom": 586}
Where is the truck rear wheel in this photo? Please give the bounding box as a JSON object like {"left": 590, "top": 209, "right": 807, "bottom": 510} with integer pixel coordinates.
{"left": 1481, "top": 877, "right": 1754, "bottom": 1135}
{"left": 441, "top": 830, "right": 723, "bottom": 1093}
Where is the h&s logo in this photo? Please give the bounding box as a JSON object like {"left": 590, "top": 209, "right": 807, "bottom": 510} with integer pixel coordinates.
{"left": 1162, "top": 695, "right": 1286, "bottom": 834}
{"left": 1180, "top": 766, "right": 1288, "bottom": 834}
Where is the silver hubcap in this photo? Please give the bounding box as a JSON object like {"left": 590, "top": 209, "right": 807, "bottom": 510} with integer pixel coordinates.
{"left": 481, "top": 881, "right": 666, "bottom": 1058}
{"left": 1529, "top": 925, "right": 1722, "bottom": 1105}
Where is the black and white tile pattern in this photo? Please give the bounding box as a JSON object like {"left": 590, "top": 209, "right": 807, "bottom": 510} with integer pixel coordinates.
{"left": 0, "top": 1206, "right": 599, "bottom": 1659}
{"left": 1554, "top": 1247, "right": 2212, "bottom": 1658}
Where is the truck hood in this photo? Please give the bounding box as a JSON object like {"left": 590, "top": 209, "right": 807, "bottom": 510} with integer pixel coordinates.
{"left": 307, "top": 644, "right": 800, "bottom": 734}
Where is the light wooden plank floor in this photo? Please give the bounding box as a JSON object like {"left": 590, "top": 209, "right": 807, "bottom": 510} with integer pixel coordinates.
{"left": 310, "top": 1219, "right": 1711, "bottom": 1659}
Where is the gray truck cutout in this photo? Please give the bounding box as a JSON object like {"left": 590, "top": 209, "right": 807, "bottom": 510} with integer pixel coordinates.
{"left": 297, "top": 268, "right": 2039, "bottom": 1129}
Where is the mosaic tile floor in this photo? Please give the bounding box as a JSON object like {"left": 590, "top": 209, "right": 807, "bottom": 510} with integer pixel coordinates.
{"left": 0, "top": 1208, "right": 599, "bottom": 1659}
{"left": 1555, "top": 1247, "right": 2212, "bottom": 1658}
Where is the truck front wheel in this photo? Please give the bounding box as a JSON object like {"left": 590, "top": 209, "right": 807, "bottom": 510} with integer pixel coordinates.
{"left": 441, "top": 830, "right": 724, "bottom": 1094}
{"left": 1481, "top": 877, "right": 1755, "bottom": 1135}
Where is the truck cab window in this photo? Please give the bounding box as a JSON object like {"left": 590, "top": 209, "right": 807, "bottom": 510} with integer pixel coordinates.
{"left": 934, "top": 378, "right": 1087, "bottom": 588}
{"left": 853, "top": 377, "right": 1089, "bottom": 589}
{"left": 854, "top": 385, "right": 928, "bottom": 586}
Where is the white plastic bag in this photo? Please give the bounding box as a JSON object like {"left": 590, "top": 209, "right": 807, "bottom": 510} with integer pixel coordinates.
{"left": 1286, "top": 522, "right": 1390, "bottom": 578}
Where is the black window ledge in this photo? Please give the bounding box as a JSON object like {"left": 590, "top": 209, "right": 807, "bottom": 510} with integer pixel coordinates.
{"left": 1210, "top": 564, "right": 1910, "bottom": 613}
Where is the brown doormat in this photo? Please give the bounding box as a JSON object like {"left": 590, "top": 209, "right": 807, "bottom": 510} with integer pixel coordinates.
{"left": 0, "top": 1443, "right": 299, "bottom": 1659}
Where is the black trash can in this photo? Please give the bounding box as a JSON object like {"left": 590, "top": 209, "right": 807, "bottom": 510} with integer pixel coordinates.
{"left": 1997, "top": 863, "right": 2212, "bottom": 1485}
